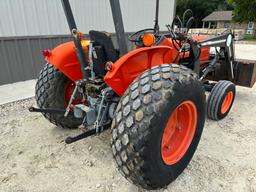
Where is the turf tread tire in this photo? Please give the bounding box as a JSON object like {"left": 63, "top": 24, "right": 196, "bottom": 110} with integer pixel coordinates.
{"left": 35, "top": 63, "right": 82, "bottom": 128}
{"left": 111, "top": 64, "right": 206, "bottom": 189}
{"left": 207, "top": 80, "right": 236, "bottom": 120}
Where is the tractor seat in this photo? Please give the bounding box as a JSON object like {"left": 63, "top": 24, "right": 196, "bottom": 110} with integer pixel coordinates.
{"left": 89, "top": 30, "right": 119, "bottom": 62}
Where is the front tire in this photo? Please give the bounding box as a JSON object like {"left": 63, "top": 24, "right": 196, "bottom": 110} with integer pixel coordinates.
{"left": 35, "top": 63, "right": 83, "bottom": 128}
{"left": 207, "top": 80, "right": 236, "bottom": 120}
{"left": 111, "top": 64, "right": 206, "bottom": 189}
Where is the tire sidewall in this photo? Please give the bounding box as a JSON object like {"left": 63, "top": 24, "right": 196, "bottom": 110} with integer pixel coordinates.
{"left": 48, "top": 71, "right": 67, "bottom": 108}
{"left": 36, "top": 63, "right": 82, "bottom": 128}
{"left": 216, "top": 84, "right": 236, "bottom": 119}
{"left": 144, "top": 80, "right": 205, "bottom": 185}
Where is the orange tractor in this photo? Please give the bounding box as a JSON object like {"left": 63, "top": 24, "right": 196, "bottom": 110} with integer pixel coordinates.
{"left": 29, "top": 0, "right": 256, "bottom": 189}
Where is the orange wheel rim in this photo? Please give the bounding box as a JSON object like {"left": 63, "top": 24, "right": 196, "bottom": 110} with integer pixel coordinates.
{"left": 221, "top": 91, "right": 234, "bottom": 114}
{"left": 64, "top": 80, "right": 81, "bottom": 106}
{"left": 161, "top": 101, "right": 197, "bottom": 165}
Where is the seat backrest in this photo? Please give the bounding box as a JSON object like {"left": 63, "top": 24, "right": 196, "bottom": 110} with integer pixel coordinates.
{"left": 89, "top": 30, "right": 119, "bottom": 62}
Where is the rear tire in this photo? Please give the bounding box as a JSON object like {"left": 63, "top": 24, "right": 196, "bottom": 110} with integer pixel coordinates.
{"left": 111, "top": 64, "right": 206, "bottom": 189}
{"left": 35, "top": 63, "right": 83, "bottom": 128}
{"left": 207, "top": 80, "right": 236, "bottom": 120}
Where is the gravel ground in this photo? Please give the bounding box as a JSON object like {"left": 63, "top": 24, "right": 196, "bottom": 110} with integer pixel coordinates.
{"left": 0, "top": 84, "right": 256, "bottom": 192}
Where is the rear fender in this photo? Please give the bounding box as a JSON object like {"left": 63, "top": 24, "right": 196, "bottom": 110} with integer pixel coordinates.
{"left": 104, "top": 46, "right": 175, "bottom": 96}
{"left": 45, "top": 41, "right": 90, "bottom": 81}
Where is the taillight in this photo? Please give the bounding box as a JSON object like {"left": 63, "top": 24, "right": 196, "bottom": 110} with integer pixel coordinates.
{"left": 42, "top": 49, "right": 51, "bottom": 57}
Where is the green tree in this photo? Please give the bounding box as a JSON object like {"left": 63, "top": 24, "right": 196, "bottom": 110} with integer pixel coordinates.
{"left": 227, "top": 0, "right": 256, "bottom": 23}
{"left": 176, "top": 0, "right": 233, "bottom": 28}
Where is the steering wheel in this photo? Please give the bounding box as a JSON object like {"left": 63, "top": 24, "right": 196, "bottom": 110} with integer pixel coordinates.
{"left": 128, "top": 28, "right": 155, "bottom": 43}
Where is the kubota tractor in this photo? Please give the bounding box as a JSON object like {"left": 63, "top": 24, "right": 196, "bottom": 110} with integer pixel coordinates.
{"left": 29, "top": 0, "right": 256, "bottom": 190}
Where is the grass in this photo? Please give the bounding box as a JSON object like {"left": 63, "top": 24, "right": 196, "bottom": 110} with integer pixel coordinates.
{"left": 242, "top": 34, "right": 256, "bottom": 41}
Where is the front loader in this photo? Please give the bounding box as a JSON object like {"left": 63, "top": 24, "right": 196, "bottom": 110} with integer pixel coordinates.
{"left": 29, "top": 0, "right": 256, "bottom": 189}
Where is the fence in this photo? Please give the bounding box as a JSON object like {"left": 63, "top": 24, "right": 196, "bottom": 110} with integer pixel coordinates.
{"left": 189, "top": 28, "right": 256, "bottom": 40}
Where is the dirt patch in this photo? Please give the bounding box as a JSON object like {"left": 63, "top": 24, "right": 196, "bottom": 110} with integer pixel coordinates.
{"left": 0, "top": 85, "right": 256, "bottom": 192}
